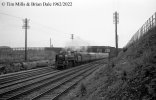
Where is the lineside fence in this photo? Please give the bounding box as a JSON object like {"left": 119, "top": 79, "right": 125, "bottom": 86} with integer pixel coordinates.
{"left": 0, "top": 47, "right": 58, "bottom": 63}
{"left": 125, "top": 12, "right": 156, "bottom": 48}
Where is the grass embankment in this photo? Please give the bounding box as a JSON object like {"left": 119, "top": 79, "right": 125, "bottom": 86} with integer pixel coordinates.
{"left": 61, "top": 27, "right": 156, "bottom": 100}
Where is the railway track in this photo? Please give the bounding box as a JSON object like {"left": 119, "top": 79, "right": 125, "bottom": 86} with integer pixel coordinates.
{"left": 0, "top": 60, "right": 105, "bottom": 100}
{"left": 36, "top": 63, "right": 102, "bottom": 100}
{"left": 0, "top": 66, "right": 57, "bottom": 85}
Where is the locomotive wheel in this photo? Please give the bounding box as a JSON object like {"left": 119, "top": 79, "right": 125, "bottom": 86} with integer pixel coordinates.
{"left": 63, "top": 65, "right": 67, "bottom": 69}
{"left": 73, "top": 61, "right": 75, "bottom": 67}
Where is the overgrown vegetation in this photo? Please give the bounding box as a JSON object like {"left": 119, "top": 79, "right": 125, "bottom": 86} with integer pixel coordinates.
{"left": 103, "top": 27, "right": 156, "bottom": 100}
{"left": 61, "top": 27, "right": 156, "bottom": 100}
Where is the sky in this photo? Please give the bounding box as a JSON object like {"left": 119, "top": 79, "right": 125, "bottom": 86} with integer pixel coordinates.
{"left": 0, "top": 0, "right": 156, "bottom": 48}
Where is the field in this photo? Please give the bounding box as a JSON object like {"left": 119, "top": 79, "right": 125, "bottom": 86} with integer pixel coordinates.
{"left": 0, "top": 48, "right": 56, "bottom": 64}
{"left": 0, "top": 48, "right": 57, "bottom": 74}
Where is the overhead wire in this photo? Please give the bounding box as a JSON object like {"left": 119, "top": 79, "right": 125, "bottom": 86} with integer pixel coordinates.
{"left": 0, "top": 11, "right": 68, "bottom": 34}
{"left": 0, "top": 11, "right": 89, "bottom": 46}
{"left": 0, "top": 11, "right": 23, "bottom": 20}
{"left": 31, "top": 20, "right": 70, "bottom": 35}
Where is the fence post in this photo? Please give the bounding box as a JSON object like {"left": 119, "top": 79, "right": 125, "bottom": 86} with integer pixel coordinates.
{"left": 144, "top": 24, "right": 145, "bottom": 34}
{"left": 146, "top": 21, "right": 149, "bottom": 32}
{"left": 144, "top": 24, "right": 146, "bottom": 34}
{"left": 152, "top": 15, "right": 154, "bottom": 27}
{"left": 148, "top": 20, "right": 150, "bottom": 31}
{"left": 149, "top": 18, "right": 151, "bottom": 29}
{"left": 143, "top": 24, "right": 145, "bottom": 34}
{"left": 155, "top": 12, "right": 156, "bottom": 26}
{"left": 140, "top": 26, "right": 143, "bottom": 37}
{"left": 151, "top": 17, "right": 153, "bottom": 28}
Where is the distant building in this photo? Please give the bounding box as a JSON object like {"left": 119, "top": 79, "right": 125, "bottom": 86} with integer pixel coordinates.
{"left": 44, "top": 47, "right": 62, "bottom": 53}
{"left": 87, "top": 46, "right": 120, "bottom": 57}
{"left": 87, "top": 46, "right": 114, "bottom": 53}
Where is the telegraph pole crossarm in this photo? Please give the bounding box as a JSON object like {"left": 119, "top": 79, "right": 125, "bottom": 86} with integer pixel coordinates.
{"left": 71, "top": 34, "right": 74, "bottom": 40}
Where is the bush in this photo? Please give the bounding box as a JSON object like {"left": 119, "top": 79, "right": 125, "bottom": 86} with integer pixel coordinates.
{"left": 121, "top": 71, "right": 127, "bottom": 81}
{"left": 80, "top": 83, "right": 87, "bottom": 96}
{"left": 123, "top": 47, "right": 127, "bottom": 52}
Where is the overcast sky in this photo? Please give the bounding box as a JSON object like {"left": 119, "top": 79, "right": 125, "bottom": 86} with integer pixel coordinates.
{"left": 0, "top": 0, "right": 156, "bottom": 48}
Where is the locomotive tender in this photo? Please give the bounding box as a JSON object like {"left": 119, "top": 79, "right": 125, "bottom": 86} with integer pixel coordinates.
{"left": 55, "top": 51, "right": 108, "bottom": 69}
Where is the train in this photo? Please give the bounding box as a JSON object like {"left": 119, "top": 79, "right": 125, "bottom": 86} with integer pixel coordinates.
{"left": 55, "top": 51, "right": 108, "bottom": 69}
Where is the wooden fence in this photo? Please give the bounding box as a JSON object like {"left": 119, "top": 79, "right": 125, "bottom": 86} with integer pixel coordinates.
{"left": 126, "top": 12, "right": 156, "bottom": 47}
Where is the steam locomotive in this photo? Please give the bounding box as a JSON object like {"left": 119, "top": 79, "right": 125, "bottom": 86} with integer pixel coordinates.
{"left": 55, "top": 51, "right": 108, "bottom": 69}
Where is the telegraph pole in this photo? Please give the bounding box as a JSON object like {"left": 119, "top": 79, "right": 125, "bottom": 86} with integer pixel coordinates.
{"left": 70, "top": 34, "right": 74, "bottom": 50}
{"left": 113, "top": 11, "right": 119, "bottom": 57}
{"left": 71, "top": 34, "right": 74, "bottom": 40}
{"left": 22, "top": 18, "right": 30, "bottom": 61}
{"left": 50, "top": 38, "right": 51, "bottom": 47}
